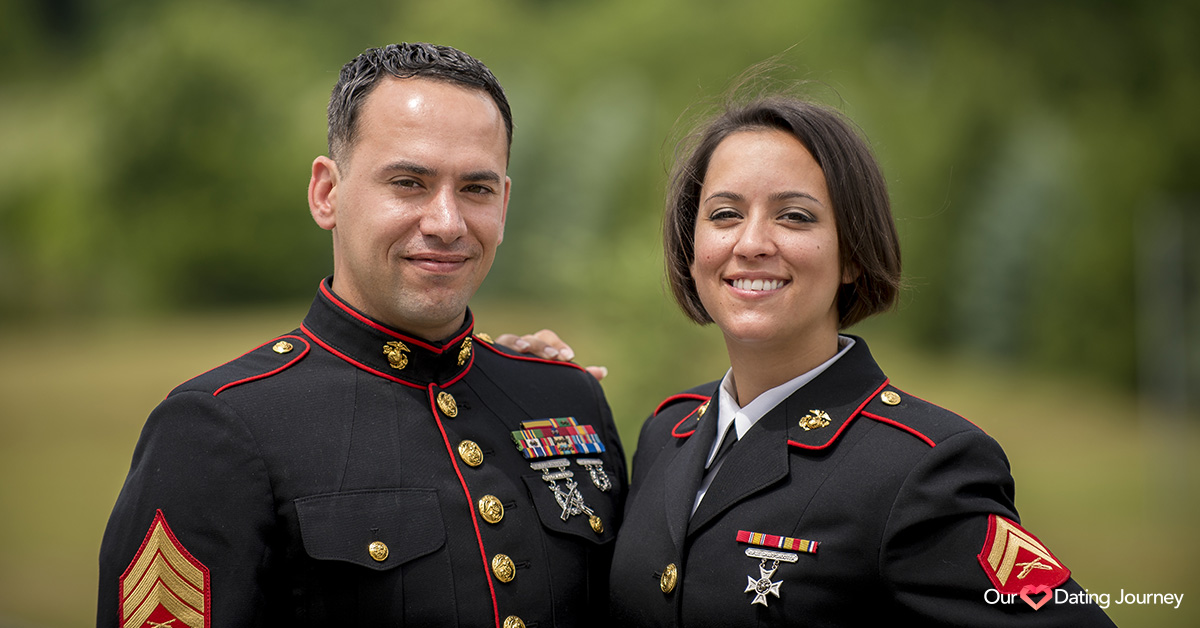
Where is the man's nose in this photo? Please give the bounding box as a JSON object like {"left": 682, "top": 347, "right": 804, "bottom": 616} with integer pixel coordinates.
{"left": 421, "top": 187, "right": 469, "bottom": 242}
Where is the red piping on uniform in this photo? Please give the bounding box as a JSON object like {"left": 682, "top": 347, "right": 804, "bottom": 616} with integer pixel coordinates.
{"left": 889, "top": 386, "right": 990, "bottom": 435}
{"left": 861, "top": 411, "right": 936, "bottom": 448}
{"left": 300, "top": 324, "right": 427, "bottom": 390}
{"left": 654, "top": 393, "right": 710, "bottom": 417}
{"left": 319, "top": 281, "right": 473, "bottom": 353}
{"left": 427, "top": 385, "right": 500, "bottom": 628}
{"left": 475, "top": 337, "right": 587, "bottom": 372}
{"left": 787, "top": 380, "right": 890, "bottom": 450}
{"left": 670, "top": 399, "right": 710, "bottom": 438}
{"left": 212, "top": 336, "right": 310, "bottom": 397}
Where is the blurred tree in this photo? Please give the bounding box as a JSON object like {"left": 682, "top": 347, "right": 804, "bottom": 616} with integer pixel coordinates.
{"left": 0, "top": 0, "right": 1195, "bottom": 393}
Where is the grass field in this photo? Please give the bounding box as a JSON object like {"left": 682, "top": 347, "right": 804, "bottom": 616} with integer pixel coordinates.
{"left": 1, "top": 304, "right": 1195, "bottom": 626}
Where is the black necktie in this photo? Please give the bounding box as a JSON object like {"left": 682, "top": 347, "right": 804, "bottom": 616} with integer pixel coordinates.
{"left": 707, "top": 424, "right": 738, "bottom": 470}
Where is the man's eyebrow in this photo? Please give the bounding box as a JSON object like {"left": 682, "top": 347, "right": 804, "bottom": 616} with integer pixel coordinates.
{"left": 381, "top": 161, "right": 437, "bottom": 177}
{"left": 461, "top": 170, "right": 503, "bottom": 184}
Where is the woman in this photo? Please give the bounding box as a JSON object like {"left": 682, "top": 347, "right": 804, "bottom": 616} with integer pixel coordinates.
{"left": 605, "top": 97, "right": 1113, "bottom": 626}
{"left": 503, "top": 96, "right": 1113, "bottom": 625}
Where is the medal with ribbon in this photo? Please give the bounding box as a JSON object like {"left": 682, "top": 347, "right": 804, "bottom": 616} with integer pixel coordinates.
{"left": 736, "top": 530, "right": 819, "bottom": 607}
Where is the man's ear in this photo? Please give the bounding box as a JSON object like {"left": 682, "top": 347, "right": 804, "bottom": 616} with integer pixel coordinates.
{"left": 309, "top": 156, "right": 339, "bottom": 231}
{"left": 496, "top": 175, "right": 512, "bottom": 245}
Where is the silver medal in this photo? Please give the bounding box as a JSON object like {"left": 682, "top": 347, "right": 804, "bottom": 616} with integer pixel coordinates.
{"left": 575, "top": 458, "right": 612, "bottom": 492}
{"left": 531, "top": 459, "right": 594, "bottom": 521}
{"left": 743, "top": 548, "right": 797, "bottom": 607}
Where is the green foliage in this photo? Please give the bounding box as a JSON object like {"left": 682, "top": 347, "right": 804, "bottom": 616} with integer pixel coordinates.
{"left": 1, "top": 0, "right": 1197, "bottom": 389}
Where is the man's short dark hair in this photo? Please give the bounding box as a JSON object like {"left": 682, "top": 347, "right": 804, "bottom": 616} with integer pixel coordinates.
{"left": 327, "top": 43, "right": 513, "bottom": 164}
{"left": 664, "top": 97, "right": 901, "bottom": 329}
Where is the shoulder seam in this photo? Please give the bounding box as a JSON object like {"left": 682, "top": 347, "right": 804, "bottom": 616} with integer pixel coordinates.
{"left": 860, "top": 411, "right": 936, "bottom": 448}
{"left": 653, "top": 393, "right": 710, "bottom": 417}
{"left": 474, "top": 336, "right": 587, "bottom": 373}
{"left": 213, "top": 334, "right": 311, "bottom": 397}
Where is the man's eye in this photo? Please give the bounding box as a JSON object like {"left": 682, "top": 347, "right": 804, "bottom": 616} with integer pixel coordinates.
{"left": 391, "top": 179, "right": 422, "bottom": 189}
{"left": 463, "top": 184, "right": 494, "bottom": 195}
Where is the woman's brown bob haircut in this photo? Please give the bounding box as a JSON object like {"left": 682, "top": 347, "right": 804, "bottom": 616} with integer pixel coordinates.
{"left": 664, "top": 96, "right": 902, "bottom": 329}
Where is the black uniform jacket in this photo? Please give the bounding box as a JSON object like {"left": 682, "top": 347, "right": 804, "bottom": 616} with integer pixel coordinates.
{"left": 609, "top": 337, "right": 1112, "bottom": 627}
{"left": 99, "top": 279, "right": 626, "bottom": 628}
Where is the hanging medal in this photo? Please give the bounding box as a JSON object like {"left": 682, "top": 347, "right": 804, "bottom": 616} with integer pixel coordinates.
{"left": 530, "top": 459, "right": 594, "bottom": 521}
{"left": 736, "top": 530, "right": 818, "bottom": 607}
{"left": 743, "top": 548, "right": 796, "bottom": 606}
{"left": 574, "top": 458, "right": 612, "bottom": 492}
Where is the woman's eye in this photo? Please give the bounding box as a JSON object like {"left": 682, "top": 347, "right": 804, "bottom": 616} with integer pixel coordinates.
{"left": 708, "top": 208, "right": 740, "bottom": 221}
{"left": 781, "top": 209, "right": 816, "bottom": 223}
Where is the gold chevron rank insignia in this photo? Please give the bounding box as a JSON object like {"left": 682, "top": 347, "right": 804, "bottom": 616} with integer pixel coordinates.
{"left": 119, "top": 510, "right": 210, "bottom": 628}
{"left": 976, "top": 514, "right": 1070, "bottom": 594}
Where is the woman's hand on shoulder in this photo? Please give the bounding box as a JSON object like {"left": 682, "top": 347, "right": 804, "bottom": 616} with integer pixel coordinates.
{"left": 493, "top": 329, "right": 608, "bottom": 381}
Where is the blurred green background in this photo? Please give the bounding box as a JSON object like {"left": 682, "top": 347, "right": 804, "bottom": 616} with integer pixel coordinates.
{"left": 1, "top": 0, "right": 1197, "bottom": 625}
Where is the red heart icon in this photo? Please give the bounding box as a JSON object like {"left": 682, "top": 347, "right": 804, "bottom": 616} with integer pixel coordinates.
{"left": 1020, "top": 584, "right": 1053, "bottom": 610}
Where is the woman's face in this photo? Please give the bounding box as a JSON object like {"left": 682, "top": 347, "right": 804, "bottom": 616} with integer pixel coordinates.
{"left": 690, "top": 128, "right": 850, "bottom": 349}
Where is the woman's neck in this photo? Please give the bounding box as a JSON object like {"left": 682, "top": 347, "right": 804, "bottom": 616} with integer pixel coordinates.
{"left": 724, "top": 332, "right": 841, "bottom": 407}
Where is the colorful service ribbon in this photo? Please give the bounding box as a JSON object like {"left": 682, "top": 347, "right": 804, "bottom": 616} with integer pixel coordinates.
{"left": 737, "top": 530, "right": 819, "bottom": 554}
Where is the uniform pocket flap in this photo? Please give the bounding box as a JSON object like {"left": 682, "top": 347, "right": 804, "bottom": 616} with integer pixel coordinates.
{"left": 295, "top": 488, "right": 445, "bottom": 571}
{"left": 522, "top": 473, "right": 617, "bottom": 544}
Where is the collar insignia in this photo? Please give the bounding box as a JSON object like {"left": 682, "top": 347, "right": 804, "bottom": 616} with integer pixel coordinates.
{"left": 382, "top": 341, "right": 410, "bottom": 370}
{"left": 798, "top": 409, "right": 831, "bottom": 431}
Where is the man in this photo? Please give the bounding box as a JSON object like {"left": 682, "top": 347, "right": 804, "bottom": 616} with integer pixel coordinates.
{"left": 99, "top": 43, "right": 626, "bottom": 628}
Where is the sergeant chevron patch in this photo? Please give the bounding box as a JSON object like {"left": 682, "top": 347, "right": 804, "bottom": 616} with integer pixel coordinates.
{"left": 976, "top": 514, "right": 1069, "bottom": 595}
{"left": 120, "top": 510, "right": 210, "bottom": 628}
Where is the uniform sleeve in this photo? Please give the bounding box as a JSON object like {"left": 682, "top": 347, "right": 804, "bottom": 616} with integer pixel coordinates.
{"left": 98, "top": 390, "right": 276, "bottom": 627}
{"left": 880, "top": 430, "right": 1115, "bottom": 626}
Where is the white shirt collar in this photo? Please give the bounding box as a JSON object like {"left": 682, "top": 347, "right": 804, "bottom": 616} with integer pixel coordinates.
{"left": 705, "top": 336, "right": 855, "bottom": 467}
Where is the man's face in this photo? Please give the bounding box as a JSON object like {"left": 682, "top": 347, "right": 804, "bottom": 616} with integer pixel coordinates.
{"left": 309, "top": 77, "right": 510, "bottom": 339}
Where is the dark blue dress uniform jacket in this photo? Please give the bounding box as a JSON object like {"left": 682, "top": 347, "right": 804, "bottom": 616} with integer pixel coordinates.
{"left": 609, "top": 337, "right": 1113, "bottom": 627}
{"left": 99, "top": 279, "right": 626, "bottom": 628}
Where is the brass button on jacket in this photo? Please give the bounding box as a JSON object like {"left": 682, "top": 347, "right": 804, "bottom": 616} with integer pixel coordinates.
{"left": 660, "top": 563, "right": 678, "bottom": 593}
{"left": 368, "top": 541, "right": 388, "bottom": 562}
{"left": 457, "top": 440, "right": 484, "bottom": 467}
{"left": 478, "top": 494, "right": 505, "bottom": 524}
{"left": 491, "top": 553, "right": 516, "bottom": 583}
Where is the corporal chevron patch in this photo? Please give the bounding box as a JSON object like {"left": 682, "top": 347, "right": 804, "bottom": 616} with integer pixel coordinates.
{"left": 976, "top": 514, "right": 1070, "bottom": 595}
{"left": 119, "top": 510, "right": 210, "bottom": 628}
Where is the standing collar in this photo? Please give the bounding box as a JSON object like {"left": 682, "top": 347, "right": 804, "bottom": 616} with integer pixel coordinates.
{"left": 707, "top": 336, "right": 855, "bottom": 466}
{"left": 300, "top": 278, "right": 476, "bottom": 388}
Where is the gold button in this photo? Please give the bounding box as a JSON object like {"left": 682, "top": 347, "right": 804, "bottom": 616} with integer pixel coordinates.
{"left": 697, "top": 400, "right": 709, "bottom": 417}
{"left": 881, "top": 390, "right": 901, "bottom": 406}
{"left": 272, "top": 341, "right": 293, "bottom": 354}
{"left": 478, "top": 495, "right": 505, "bottom": 524}
{"left": 368, "top": 541, "right": 388, "bottom": 562}
{"left": 437, "top": 391, "right": 458, "bottom": 417}
{"left": 502, "top": 616, "right": 525, "bottom": 628}
{"left": 458, "top": 440, "right": 484, "bottom": 467}
{"left": 491, "top": 553, "right": 516, "bottom": 583}
{"left": 589, "top": 515, "right": 604, "bottom": 534}
{"left": 660, "top": 563, "right": 678, "bottom": 593}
